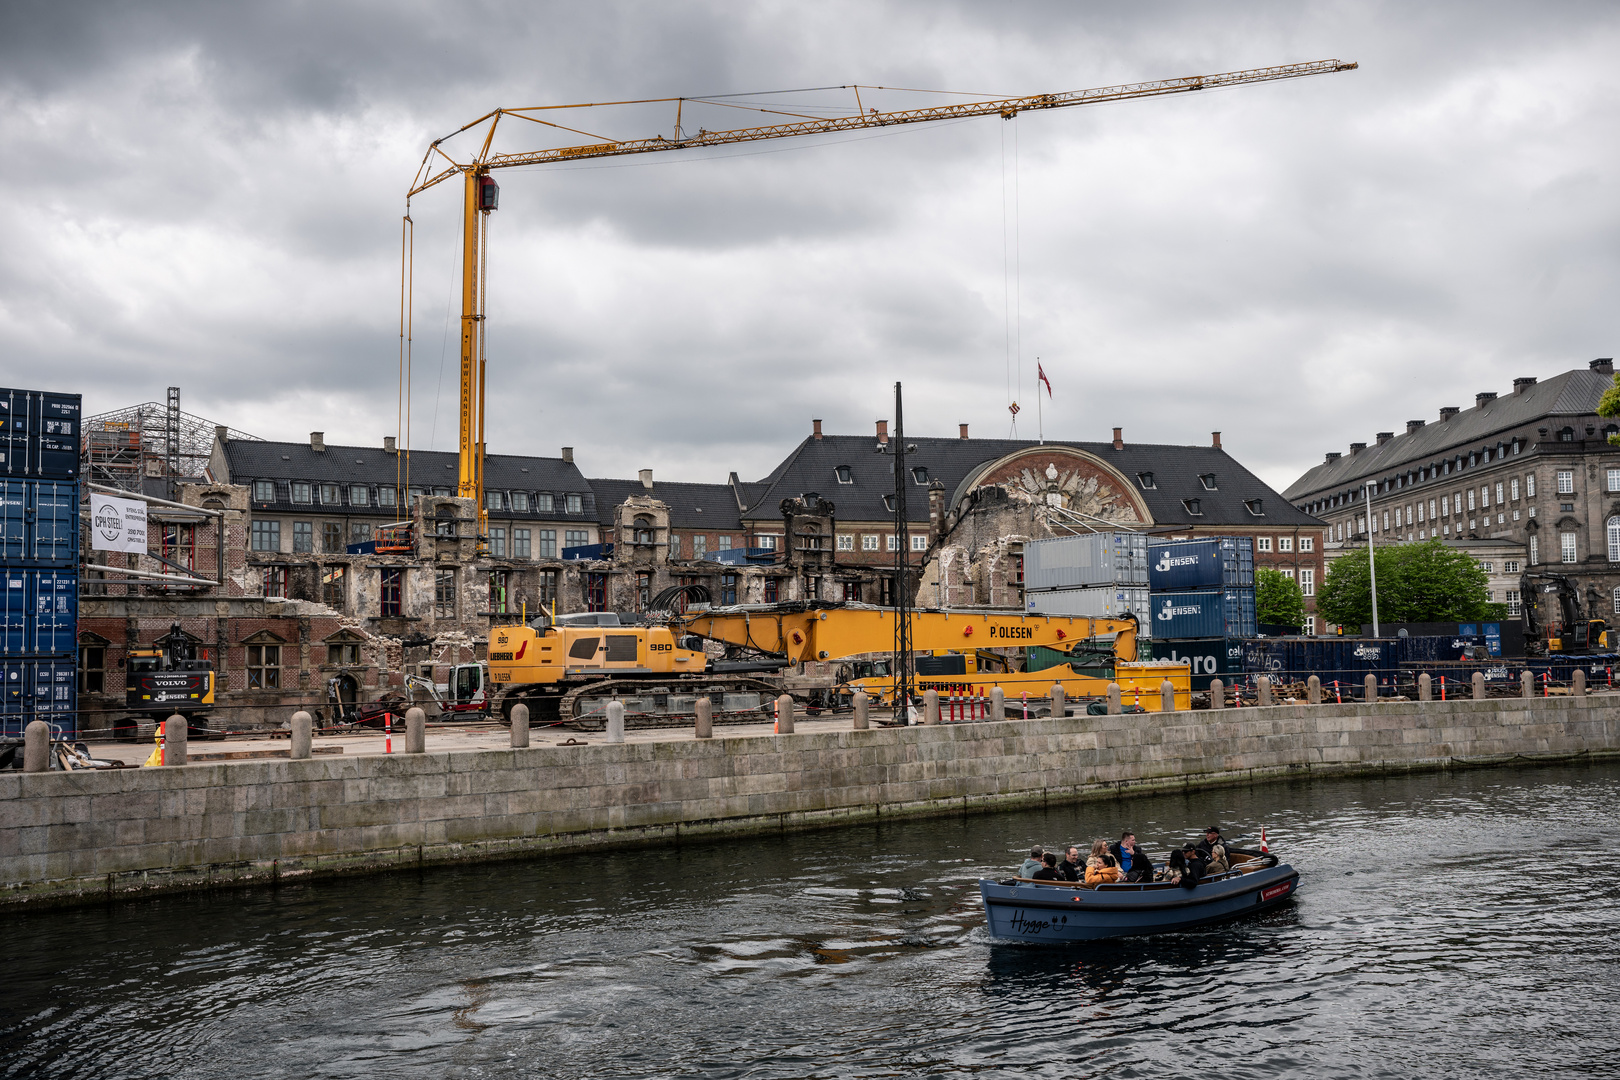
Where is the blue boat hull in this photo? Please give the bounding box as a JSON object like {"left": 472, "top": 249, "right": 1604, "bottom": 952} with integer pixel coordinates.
{"left": 979, "top": 864, "right": 1300, "bottom": 943}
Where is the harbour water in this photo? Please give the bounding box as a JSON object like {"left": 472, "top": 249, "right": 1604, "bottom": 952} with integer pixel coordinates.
{"left": 4, "top": 761, "right": 1618, "bottom": 1078}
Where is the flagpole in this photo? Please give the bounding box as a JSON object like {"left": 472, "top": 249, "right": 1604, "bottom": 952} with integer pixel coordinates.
{"left": 1036, "top": 357, "right": 1043, "bottom": 444}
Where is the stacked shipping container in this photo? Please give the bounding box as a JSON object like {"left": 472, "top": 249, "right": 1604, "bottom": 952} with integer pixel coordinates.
{"left": 1023, "top": 533, "right": 1152, "bottom": 632}
{"left": 1146, "top": 537, "right": 1256, "bottom": 685}
{"left": 0, "top": 389, "right": 81, "bottom": 738}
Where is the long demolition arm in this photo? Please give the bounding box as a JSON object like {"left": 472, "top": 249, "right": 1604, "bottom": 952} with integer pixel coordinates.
{"left": 675, "top": 606, "right": 1137, "bottom": 665}
{"left": 406, "top": 60, "right": 1358, "bottom": 544}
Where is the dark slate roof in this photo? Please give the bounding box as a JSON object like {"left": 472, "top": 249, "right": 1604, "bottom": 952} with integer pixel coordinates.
{"left": 742, "top": 434, "right": 1320, "bottom": 529}
{"left": 222, "top": 439, "right": 597, "bottom": 521}
{"left": 587, "top": 478, "right": 744, "bottom": 531}
{"left": 1282, "top": 367, "right": 1612, "bottom": 501}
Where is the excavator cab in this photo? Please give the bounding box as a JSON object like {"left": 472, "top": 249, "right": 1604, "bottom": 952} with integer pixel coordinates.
{"left": 1550, "top": 618, "right": 1607, "bottom": 653}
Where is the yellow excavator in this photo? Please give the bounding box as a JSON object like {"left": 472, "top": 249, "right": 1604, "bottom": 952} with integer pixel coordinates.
{"left": 485, "top": 603, "right": 1190, "bottom": 725}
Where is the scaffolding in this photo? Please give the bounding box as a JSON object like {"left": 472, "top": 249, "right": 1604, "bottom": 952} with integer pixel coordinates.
{"left": 83, "top": 387, "right": 262, "bottom": 497}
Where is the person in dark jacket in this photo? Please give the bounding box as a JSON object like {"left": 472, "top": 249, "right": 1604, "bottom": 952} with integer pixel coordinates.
{"left": 1031, "top": 852, "right": 1065, "bottom": 881}
{"left": 1109, "top": 832, "right": 1154, "bottom": 883}
{"left": 1060, "top": 846, "right": 1084, "bottom": 882}
{"left": 1176, "top": 844, "right": 1210, "bottom": 890}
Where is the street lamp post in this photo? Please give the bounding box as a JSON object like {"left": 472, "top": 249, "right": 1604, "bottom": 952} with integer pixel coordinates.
{"left": 1365, "top": 480, "right": 1380, "bottom": 638}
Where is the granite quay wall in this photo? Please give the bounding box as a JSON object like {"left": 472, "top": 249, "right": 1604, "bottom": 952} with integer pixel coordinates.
{"left": 4, "top": 696, "right": 1617, "bottom": 909}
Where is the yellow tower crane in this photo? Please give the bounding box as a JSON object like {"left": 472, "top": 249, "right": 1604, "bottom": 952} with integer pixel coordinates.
{"left": 404, "top": 59, "right": 1357, "bottom": 544}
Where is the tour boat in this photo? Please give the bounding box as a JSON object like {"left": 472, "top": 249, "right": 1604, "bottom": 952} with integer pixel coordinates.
{"left": 978, "top": 857, "right": 1300, "bottom": 943}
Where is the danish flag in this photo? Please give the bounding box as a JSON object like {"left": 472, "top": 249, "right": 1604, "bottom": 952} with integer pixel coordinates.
{"left": 1038, "top": 363, "right": 1053, "bottom": 398}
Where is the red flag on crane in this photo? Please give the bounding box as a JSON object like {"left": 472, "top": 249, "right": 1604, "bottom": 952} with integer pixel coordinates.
{"left": 1038, "top": 363, "right": 1053, "bottom": 398}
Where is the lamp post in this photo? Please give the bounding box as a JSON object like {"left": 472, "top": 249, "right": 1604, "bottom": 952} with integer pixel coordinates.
{"left": 1365, "top": 480, "right": 1380, "bottom": 638}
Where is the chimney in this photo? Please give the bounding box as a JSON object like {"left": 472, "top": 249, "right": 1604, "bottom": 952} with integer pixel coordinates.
{"left": 876, "top": 420, "right": 888, "bottom": 445}
{"left": 383, "top": 435, "right": 397, "bottom": 453}
{"left": 1439, "top": 406, "right": 1461, "bottom": 422}
{"left": 310, "top": 432, "right": 325, "bottom": 453}
{"left": 1112, "top": 427, "right": 1124, "bottom": 451}
{"left": 959, "top": 423, "right": 969, "bottom": 440}
{"left": 1513, "top": 377, "right": 1537, "bottom": 394}
{"left": 1475, "top": 391, "right": 1497, "bottom": 408}
{"left": 1211, "top": 431, "right": 1222, "bottom": 450}
{"left": 812, "top": 419, "right": 823, "bottom": 440}
{"left": 561, "top": 447, "right": 574, "bottom": 464}
{"left": 1349, "top": 442, "right": 1366, "bottom": 455}
{"left": 1325, "top": 451, "right": 1342, "bottom": 463}
{"left": 1592, "top": 358, "right": 1615, "bottom": 375}
{"left": 1406, "top": 420, "right": 1425, "bottom": 434}
{"left": 928, "top": 480, "right": 946, "bottom": 545}
{"left": 639, "top": 468, "right": 653, "bottom": 490}
{"left": 214, "top": 425, "right": 228, "bottom": 444}
{"left": 1375, "top": 432, "right": 1394, "bottom": 446}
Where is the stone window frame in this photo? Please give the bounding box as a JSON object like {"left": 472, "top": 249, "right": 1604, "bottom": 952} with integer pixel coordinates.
{"left": 250, "top": 519, "right": 280, "bottom": 552}
{"left": 434, "top": 569, "right": 457, "bottom": 618}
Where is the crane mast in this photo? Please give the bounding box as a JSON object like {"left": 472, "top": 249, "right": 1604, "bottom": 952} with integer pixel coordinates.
{"left": 405, "top": 59, "right": 1357, "bottom": 544}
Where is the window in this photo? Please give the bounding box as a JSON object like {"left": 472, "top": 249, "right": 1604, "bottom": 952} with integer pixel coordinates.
{"left": 1480, "top": 486, "right": 1489, "bottom": 509}
{"left": 320, "top": 483, "right": 340, "bottom": 505}
{"left": 834, "top": 466, "right": 853, "bottom": 484}
{"left": 1256, "top": 537, "right": 1272, "bottom": 552}
{"left": 490, "top": 527, "right": 506, "bottom": 558}
{"left": 565, "top": 530, "right": 590, "bottom": 548}
{"left": 350, "top": 522, "right": 372, "bottom": 545}
{"left": 883, "top": 495, "right": 896, "bottom": 513}
{"left": 514, "top": 528, "right": 531, "bottom": 558}
{"left": 321, "top": 639, "right": 358, "bottom": 666}
{"left": 566, "top": 494, "right": 583, "bottom": 514}
{"left": 79, "top": 644, "right": 105, "bottom": 693}
{"left": 1529, "top": 535, "right": 1539, "bottom": 564}
{"left": 764, "top": 579, "right": 779, "bottom": 603}
{"left": 911, "top": 466, "right": 929, "bottom": 485}
{"left": 1467, "top": 490, "right": 1476, "bottom": 511}
{"left": 911, "top": 535, "right": 927, "bottom": 552}
{"left": 378, "top": 488, "right": 396, "bottom": 509}
{"left": 435, "top": 569, "right": 456, "bottom": 617}
{"left": 757, "top": 534, "right": 777, "bottom": 550}
{"left": 1441, "top": 495, "right": 1450, "bottom": 516}
{"left": 252, "top": 480, "right": 275, "bottom": 503}
{"left": 633, "top": 516, "right": 656, "bottom": 546}
{"left": 408, "top": 487, "right": 424, "bottom": 503}
{"left": 292, "top": 521, "right": 313, "bottom": 554}
{"left": 1504, "top": 560, "right": 1520, "bottom": 573}
{"left": 1279, "top": 537, "right": 1293, "bottom": 552}
{"left": 838, "top": 534, "right": 854, "bottom": 551}
{"left": 481, "top": 490, "right": 502, "bottom": 511}
{"left": 1304, "top": 616, "right": 1316, "bottom": 636}
{"left": 1558, "top": 427, "right": 1575, "bottom": 442}
{"left": 534, "top": 529, "right": 554, "bottom": 558}
{"left": 1183, "top": 499, "right": 1202, "bottom": 516}
{"left": 263, "top": 566, "right": 287, "bottom": 598}
{"left": 1479, "top": 561, "right": 1494, "bottom": 573}
{"left": 1429, "top": 498, "right": 1437, "bottom": 520}
{"left": 1526, "top": 473, "right": 1536, "bottom": 497}
{"left": 1561, "top": 532, "right": 1577, "bottom": 564}
{"left": 251, "top": 520, "right": 280, "bottom": 552}
{"left": 291, "top": 482, "right": 311, "bottom": 504}
{"left": 721, "top": 574, "right": 738, "bottom": 606}
{"left": 862, "top": 535, "right": 879, "bottom": 551}
{"left": 1506, "top": 590, "right": 1522, "bottom": 617}
{"left": 537, "top": 569, "right": 559, "bottom": 608}
{"left": 322, "top": 523, "right": 344, "bottom": 553}
{"left": 717, "top": 535, "right": 733, "bottom": 551}
{"left": 1302, "top": 536, "right": 1316, "bottom": 553}
{"left": 843, "top": 582, "right": 860, "bottom": 601}
{"left": 504, "top": 491, "right": 525, "bottom": 512}
{"left": 1199, "top": 474, "right": 1217, "bottom": 490}
{"left": 322, "top": 566, "right": 346, "bottom": 607}
{"left": 1609, "top": 518, "right": 1620, "bottom": 562}
{"left": 668, "top": 533, "right": 682, "bottom": 559}
{"left": 1557, "top": 470, "right": 1574, "bottom": 494}
{"left": 246, "top": 644, "right": 280, "bottom": 689}
{"left": 349, "top": 485, "right": 368, "bottom": 507}
{"left": 693, "top": 535, "right": 707, "bottom": 557}
{"left": 1300, "top": 568, "right": 1314, "bottom": 596}
{"left": 585, "top": 573, "right": 608, "bottom": 612}
{"left": 1137, "top": 472, "right": 1155, "bottom": 489}
{"left": 1560, "top": 503, "right": 1575, "bottom": 513}
{"left": 886, "top": 535, "right": 899, "bottom": 552}
{"left": 535, "top": 493, "right": 554, "bottom": 513}
{"left": 380, "top": 568, "right": 403, "bottom": 616}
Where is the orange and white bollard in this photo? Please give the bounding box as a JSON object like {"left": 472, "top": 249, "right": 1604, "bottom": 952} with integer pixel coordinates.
{"left": 1133, "top": 685, "right": 1141, "bottom": 711}
{"left": 1021, "top": 691, "right": 1029, "bottom": 720}
{"left": 384, "top": 712, "right": 393, "bottom": 754}
{"left": 1440, "top": 676, "right": 1447, "bottom": 701}
{"left": 1543, "top": 671, "right": 1549, "bottom": 698}
{"left": 1334, "top": 680, "right": 1342, "bottom": 704}
{"left": 773, "top": 697, "right": 780, "bottom": 733}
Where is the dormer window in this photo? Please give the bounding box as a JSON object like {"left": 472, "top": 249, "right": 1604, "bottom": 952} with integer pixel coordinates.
{"left": 834, "top": 466, "right": 853, "bottom": 484}
{"left": 1137, "top": 472, "right": 1155, "bottom": 489}
{"left": 1245, "top": 499, "right": 1265, "bottom": 516}
{"left": 1199, "top": 474, "right": 1217, "bottom": 490}
{"left": 911, "top": 466, "right": 929, "bottom": 485}
{"left": 1182, "top": 498, "right": 1203, "bottom": 516}
{"left": 252, "top": 480, "right": 275, "bottom": 503}
{"left": 883, "top": 495, "right": 896, "bottom": 512}
{"left": 1558, "top": 427, "right": 1575, "bottom": 442}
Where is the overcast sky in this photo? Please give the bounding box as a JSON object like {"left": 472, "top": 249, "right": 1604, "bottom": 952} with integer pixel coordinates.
{"left": 3, "top": 1, "right": 1616, "bottom": 493}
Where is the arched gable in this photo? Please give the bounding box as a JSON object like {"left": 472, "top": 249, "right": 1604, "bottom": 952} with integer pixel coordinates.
{"left": 951, "top": 445, "right": 1151, "bottom": 525}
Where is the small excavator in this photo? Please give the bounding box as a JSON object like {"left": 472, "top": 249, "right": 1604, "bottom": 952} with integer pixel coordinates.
{"left": 1520, "top": 571, "right": 1610, "bottom": 655}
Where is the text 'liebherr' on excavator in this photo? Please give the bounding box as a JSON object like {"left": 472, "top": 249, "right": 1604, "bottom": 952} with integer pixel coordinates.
{"left": 484, "top": 602, "right": 1191, "bottom": 727}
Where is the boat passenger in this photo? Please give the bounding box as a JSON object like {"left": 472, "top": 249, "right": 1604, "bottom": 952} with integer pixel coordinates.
{"left": 1085, "top": 839, "right": 1123, "bottom": 885}
{"left": 1031, "top": 852, "right": 1065, "bottom": 881}
{"left": 1059, "top": 846, "right": 1084, "bottom": 882}
{"left": 1020, "top": 846, "right": 1045, "bottom": 878}
{"left": 1177, "top": 843, "right": 1210, "bottom": 889}
{"left": 1109, "top": 832, "right": 1154, "bottom": 883}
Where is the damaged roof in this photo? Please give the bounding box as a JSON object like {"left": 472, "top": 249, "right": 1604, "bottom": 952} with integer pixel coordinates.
{"left": 587, "top": 477, "right": 744, "bottom": 531}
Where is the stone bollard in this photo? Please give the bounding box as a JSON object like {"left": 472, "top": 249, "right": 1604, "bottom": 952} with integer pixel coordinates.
{"left": 1160, "top": 680, "right": 1176, "bottom": 713}
{"left": 290, "top": 711, "right": 313, "bottom": 759}
{"left": 1418, "top": 674, "right": 1432, "bottom": 702}
{"left": 1473, "top": 672, "right": 1486, "bottom": 700}
{"left": 1307, "top": 675, "right": 1321, "bottom": 705}
{"left": 852, "top": 692, "right": 869, "bottom": 730}
{"left": 1210, "top": 678, "right": 1225, "bottom": 709}
{"left": 606, "top": 700, "right": 626, "bottom": 743}
{"left": 694, "top": 696, "right": 713, "bottom": 738}
{"left": 775, "top": 694, "right": 794, "bottom": 734}
{"left": 1574, "top": 669, "right": 1587, "bottom": 698}
{"left": 923, "top": 688, "right": 940, "bottom": 725}
{"left": 164, "top": 714, "right": 188, "bottom": 766}
{"left": 1363, "top": 674, "right": 1378, "bottom": 703}
{"left": 1257, "top": 676, "right": 1273, "bottom": 707}
{"left": 989, "top": 686, "right": 1005, "bottom": 721}
{"left": 22, "top": 720, "right": 50, "bottom": 773}
{"left": 510, "top": 703, "right": 530, "bottom": 748}
{"left": 405, "top": 707, "right": 427, "bottom": 753}
{"left": 1050, "top": 684, "right": 1066, "bottom": 719}
{"left": 1104, "top": 682, "right": 1121, "bottom": 715}
{"left": 1522, "top": 670, "right": 1535, "bottom": 698}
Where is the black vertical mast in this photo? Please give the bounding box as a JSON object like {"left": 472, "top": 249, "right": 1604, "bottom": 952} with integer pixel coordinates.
{"left": 892, "top": 382, "right": 914, "bottom": 724}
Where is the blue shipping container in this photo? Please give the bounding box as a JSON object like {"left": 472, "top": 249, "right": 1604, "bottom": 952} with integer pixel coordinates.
{"left": 1148, "top": 589, "right": 1256, "bottom": 639}
{"left": 0, "top": 479, "right": 80, "bottom": 566}
{"left": 1147, "top": 536, "right": 1254, "bottom": 592}
{"left": 0, "top": 568, "right": 78, "bottom": 656}
{"left": 0, "top": 657, "right": 77, "bottom": 738}
{"left": 0, "top": 388, "right": 81, "bottom": 481}
{"left": 1149, "top": 637, "right": 1244, "bottom": 690}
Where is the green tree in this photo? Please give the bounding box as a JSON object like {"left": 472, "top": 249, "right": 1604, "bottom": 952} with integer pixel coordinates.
{"left": 1255, "top": 568, "right": 1305, "bottom": 628}
{"left": 1599, "top": 371, "right": 1620, "bottom": 445}
{"left": 1316, "top": 539, "right": 1493, "bottom": 630}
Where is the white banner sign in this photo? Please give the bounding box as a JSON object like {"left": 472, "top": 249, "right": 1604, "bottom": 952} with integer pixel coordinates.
{"left": 90, "top": 493, "right": 148, "bottom": 553}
